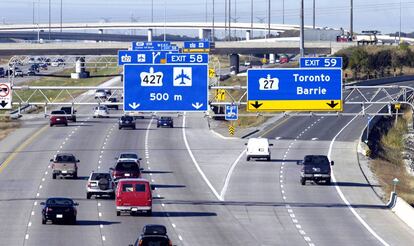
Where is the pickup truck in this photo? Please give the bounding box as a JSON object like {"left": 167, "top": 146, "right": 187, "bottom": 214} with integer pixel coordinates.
{"left": 299, "top": 155, "right": 334, "bottom": 185}
{"left": 50, "top": 153, "right": 79, "bottom": 179}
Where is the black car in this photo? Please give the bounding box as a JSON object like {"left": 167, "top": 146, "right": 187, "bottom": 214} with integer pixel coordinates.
{"left": 41, "top": 197, "right": 78, "bottom": 225}
{"left": 130, "top": 224, "right": 172, "bottom": 246}
{"left": 0, "top": 67, "right": 4, "bottom": 77}
{"left": 107, "top": 97, "right": 119, "bottom": 110}
{"left": 299, "top": 155, "right": 334, "bottom": 185}
{"left": 157, "top": 117, "right": 173, "bottom": 128}
{"left": 60, "top": 106, "right": 77, "bottom": 122}
{"left": 119, "top": 116, "right": 136, "bottom": 130}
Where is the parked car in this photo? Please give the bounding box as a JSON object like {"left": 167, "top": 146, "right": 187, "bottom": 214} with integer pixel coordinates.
{"left": 116, "top": 178, "right": 152, "bottom": 216}
{"left": 130, "top": 224, "right": 173, "bottom": 246}
{"left": 50, "top": 110, "right": 68, "bottom": 127}
{"left": 94, "top": 89, "right": 107, "bottom": 99}
{"left": 41, "top": 197, "right": 78, "bottom": 225}
{"left": 245, "top": 138, "right": 273, "bottom": 161}
{"left": 50, "top": 153, "right": 79, "bottom": 179}
{"left": 13, "top": 67, "right": 23, "bottom": 77}
{"left": 119, "top": 115, "right": 136, "bottom": 129}
{"left": 60, "top": 106, "right": 77, "bottom": 122}
{"left": 299, "top": 155, "right": 333, "bottom": 185}
{"left": 157, "top": 116, "right": 173, "bottom": 128}
{"left": 93, "top": 105, "right": 109, "bottom": 118}
{"left": 86, "top": 172, "right": 115, "bottom": 199}
{"left": 110, "top": 160, "right": 141, "bottom": 181}
{"left": 26, "top": 68, "right": 36, "bottom": 76}
{"left": 0, "top": 67, "right": 5, "bottom": 77}
{"left": 106, "top": 97, "right": 119, "bottom": 110}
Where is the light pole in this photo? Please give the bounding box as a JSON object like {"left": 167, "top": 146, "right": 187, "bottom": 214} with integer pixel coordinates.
{"left": 60, "top": 0, "right": 63, "bottom": 32}
{"left": 300, "top": 0, "right": 305, "bottom": 57}
{"left": 151, "top": 0, "right": 154, "bottom": 23}
{"left": 224, "top": 0, "right": 227, "bottom": 40}
{"left": 163, "top": 0, "right": 166, "bottom": 41}
{"left": 32, "top": 1, "right": 35, "bottom": 25}
{"left": 282, "top": 0, "right": 285, "bottom": 24}
{"left": 212, "top": 0, "right": 215, "bottom": 41}
{"left": 250, "top": 0, "right": 253, "bottom": 37}
{"left": 313, "top": 0, "right": 315, "bottom": 29}
{"left": 399, "top": 0, "right": 402, "bottom": 43}
{"left": 48, "top": 0, "right": 51, "bottom": 40}
{"left": 228, "top": 0, "right": 231, "bottom": 41}
{"left": 267, "top": 0, "right": 271, "bottom": 38}
{"left": 350, "top": 0, "right": 353, "bottom": 40}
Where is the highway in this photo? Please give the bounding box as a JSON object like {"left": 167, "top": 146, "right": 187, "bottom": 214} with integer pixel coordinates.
{"left": 1, "top": 83, "right": 414, "bottom": 246}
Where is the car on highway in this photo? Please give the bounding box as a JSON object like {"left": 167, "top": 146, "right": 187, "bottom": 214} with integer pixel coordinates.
{"left": 51, "top": 58, "right": 65, "bottom": 67}
{"left": 60, "top": 106, "right": 77, "bottom": 122}
{"left": 0, "top": 67, "right": 5, "bottom": 77}
{"left": 13, "top": 67, "right": 23, "bottom": 77}
{"left": 41, "top": 197, "right": 78, "bottom": 225}
{"left": 26, "top": 68, "right": 36, "bottom": 76}
{"left": 110, "top": 160, "right": 141, "bottom": 181}
{"left": 116, "top": 152, "right": 142, "bottom": 164}
{"left": 119, "top": 115, "right": 136, "bottom": 129}
{"left": 94, "top": 89, "right": 107, "bottom": 99}
{"left": 86, "top": 172, "right": 115, "bottom": 199}
{"left": 157, "top": 116, "right": 173, "bottom": 128}
{"left": 50, "top": 153, "right": 79, "bottom": 179}
{"left": 116, "top": 178, "right": 152, "bottom": 216}
{"left": 245, "top": 138, "right": 273, "bottom": 161}
{"left": 93, "top": 105, "right": 109, "bottom": 118}
{"left": 106, "top": 97, "right": 119, "bottom": 110}
{"left": 130, "top": 224, "right": 173, "bottom": 246}
{"left": 299, "top": 155, "right": 334, "bottom": 185}
{"left": 49, "top": 110, "right": 68, "bottom": 127}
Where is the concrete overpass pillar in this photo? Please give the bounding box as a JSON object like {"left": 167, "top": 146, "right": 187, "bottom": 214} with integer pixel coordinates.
{"left": 269, "top": 54, "right": 276, "bottom": 64}
{"left": 71, "top": 57, "right": 89, "bottom": 79}
{"left": 199, "top": 29, "right": 212, "bottom": 40}
{"left": 245, "top": 30, "right": 251, "bottom": 41}
{"left": 147, "top": 28, "right": 153, "bottom": 42}
{"left": 229, "top": 54, "right": 240, "bottom": 75}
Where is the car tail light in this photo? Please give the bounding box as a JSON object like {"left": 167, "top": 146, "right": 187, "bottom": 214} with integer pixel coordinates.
{"left": 169, "top": 240, "right": 172, "bottom": 246}
{"left": 138, "top": 239, "right": 143, "bottom": 246}
{"left": 87, "top": 182, "right": 92, "bottom": 188}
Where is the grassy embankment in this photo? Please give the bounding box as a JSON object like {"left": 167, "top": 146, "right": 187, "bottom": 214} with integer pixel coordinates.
{"left": 371, "top": 110, "right": 414, "bottom": 204}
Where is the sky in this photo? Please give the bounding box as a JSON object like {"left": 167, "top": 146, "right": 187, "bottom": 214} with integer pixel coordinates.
{"left": 1, "top": 0, "right": 413, "bottom": 36}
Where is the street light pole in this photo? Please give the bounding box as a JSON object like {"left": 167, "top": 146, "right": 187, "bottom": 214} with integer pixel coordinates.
{"left": 228, "top": 0, "right": 231, "bottom": 41}
{"left": 399, "top": 0, "right": 402, "bottom": 43}
{"left": 60, "top": 0, "right": 63, "bottom": 32}
{"left": 300, "top": 0, "right": 305, "bottom": 57}
{"left": 313, "top": 0, "right": 315, "bottom": 29}
{"left": 48, "top": 0, "right": 51, "bottom": 40}
{"left": 163, "top": 0, "right": 166, "bottom": 41}
{"left": 267, "top": 0, "right": 271, "bottom": 38}
{"left": 212, "top": 0, "right": 215, "bottom": 41}
{"left": 282, "top": 0, "right": 285, "bottom": 24}
{"left": 250, "top": 0, "right": 253, "bottom": 37}
{"left": 151, "top": 0, "right": 154, "bottom": 23}
{"left": 32, "top": 1, "right": 35, "bottom": 25}
{"left": 350, "top": 0, "right": 353, "bottom": 40}
{"left": 224, "top": 0, "right": 227, "bottom": 40}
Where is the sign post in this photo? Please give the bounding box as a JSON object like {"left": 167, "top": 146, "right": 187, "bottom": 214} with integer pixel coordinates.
{"left": 0, "top": 83, "right": 12, "bottom": 109}
{"left": 247, "top": 68, "right": 342, "bottom": 111}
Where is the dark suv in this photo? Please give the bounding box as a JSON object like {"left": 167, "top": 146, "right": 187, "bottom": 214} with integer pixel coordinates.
{"left": 60, "top": 106, "right": 77, "bottom": 122}
{"left": 157, "top": 117, "right": 173, "bottom": 128}
{"left": 299, "top": 155, "right": 333, "bottom": 185}
{"left": 119, "top": 115, "right": 136, "bottom": 129}
{"left": 110, "top": 160, "right": 141, "bottom": 181}
{"left": 130, "top": 224, "right": 172, "bottom": 246}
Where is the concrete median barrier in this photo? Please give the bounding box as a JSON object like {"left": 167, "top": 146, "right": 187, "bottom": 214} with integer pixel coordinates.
{"left": 388, "top": 192, "right": 414, "bottom": 230}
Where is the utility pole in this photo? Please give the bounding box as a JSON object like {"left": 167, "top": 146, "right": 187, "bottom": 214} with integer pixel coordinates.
{"left": 282, "top": 0, "right": 285, "bottom": 24}
{"left": 48, "top": 0, "right": 51, "bottom": 40}
{"left": 300, "top": 0, "right": 305, "bottom": 57}
{"left": 224, "top": 0, "right": 227, "bottom": 40}
{"left": 205, "top": 0, "right": 208, "bottom": 23}
{"left": 228, "top": 0, "right": 231, "bottom": 41}
{"left": 350, "top": 0, "right": 353, "bottom": 40}
{"left": 267, "top": 0, "right": 271, "bottom": 38}
{"left": 212, "top": 0, "right": 215, "bottom": 41}
{"left": 399, "top": 0, "right": 402, "bottom": 43}
{"left": 32, "top": 1, "right": 35, "bottom": 25}
{"left": 163, "top": 0, "right": 166, "bottom": 41}
{"left": 250, "top": 0, "right": 253, "bottom": 37}
{"left": 313, "top": 0, "right": 315, "bottom": 29}
{"left": 151, "top": 0, "right": 154, "bottom": 23}
{"left": 60, "top": 0, "right": 63, "bottom": 32}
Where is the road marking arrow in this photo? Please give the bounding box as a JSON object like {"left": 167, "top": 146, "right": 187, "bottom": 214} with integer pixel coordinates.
{"left": 0, "top": 100, "right": 8, "bottom": 108}
{"left": 250, "top": 101, "right": 263, "bottom": 109}
{"left": 326, "top": 100, "right": 339, "bottom": 108}
{"left": 128, "top": 102, "right": 140, "bottom": 109}
{"left": 191, "top": 102, "right": 203, "bottom": 109}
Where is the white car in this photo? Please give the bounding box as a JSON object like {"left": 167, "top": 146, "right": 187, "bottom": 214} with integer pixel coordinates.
{"left": 93, "top": 106, "right": 109, "bottom": 118}
{"left": 86, "top": 172, "right": 115, "bottom": 199}
{"left": 116, "top": 152, "right": 142, "bottom": 164}
{"left": 245, "top": 138, "right": 273, "bottom": 161}
{"left": 94, "top": 89, "right": 107, "bottom": 99}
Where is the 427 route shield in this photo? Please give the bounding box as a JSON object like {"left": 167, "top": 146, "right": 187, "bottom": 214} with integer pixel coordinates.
{"left": 247, "top": 68, "right": 343, "bottom": 112}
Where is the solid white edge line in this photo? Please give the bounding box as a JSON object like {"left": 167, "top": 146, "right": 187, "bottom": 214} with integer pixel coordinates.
{"left": 328, "top": 113, "right": 390, "bottom": 246}
{"left": 220, "top": 149, "right": 246, "bottom": 199}
{"left": 182, "top": 114, "right": 222, "bottom": 201}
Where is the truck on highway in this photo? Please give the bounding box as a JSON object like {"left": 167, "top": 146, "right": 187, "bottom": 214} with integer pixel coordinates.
{"left": 50, "top": 153, "right": 79, "bottom": 179}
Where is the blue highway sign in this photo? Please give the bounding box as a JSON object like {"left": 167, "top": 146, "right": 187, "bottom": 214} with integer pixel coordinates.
{"left": 247, "top": 68, "right": 342, "bottom": 111}
{"left": 131, "top": 41, "right": 178, "bottom": 51}
{"left": 300, "top": 57, "right": 343, "bottom": 68}
{"left": 183, "top": 41, "right": 210, "bottom": 49}
{"left": 118, "top": 50, "right": 177, "bottom": 65}
{"left": 124, "top": 64, "right": 208, "bottom": 111}
{"left": 166, "top": 53, "right": 209, "bottom": 64}
{"left": 225, "top": 104, "right": 238, "bottom": 121}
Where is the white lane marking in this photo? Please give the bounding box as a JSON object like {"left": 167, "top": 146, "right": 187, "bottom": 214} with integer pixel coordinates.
{"left": 296, "top": 224, "right": 302, "bottom": 229}
{"left": 287, "top": 209, "right": 293, "bottom": 213}
{"left": 39, "top": 185, "right": 42, "bottom": 189}
{"left": 45, "top": 171, "right": 48, "bottom": 175}
{"left": 31, "top": 211, "right": 34, "bottom": 216}
{"left": 289, "top": 213, "right": 296, "bottom": 218}
{"left": 28, "top": 222, "right": 32, "bottom": 227}
{"left": 36, "top": 193, "right": 39, "bottom": 197}
{"left": 311, "top": 138, "right": 318, "bottom": 141}
{"left": 148, "top": 166, "right": 151, "bottom": 170}
{"left": 34, "top": 201, "right": 37, "bottom": 206}
{"left": 151, "top": 179, "right": 155, "bottom": 182}
{"left": 178, "top": 235, "right": 183, "bottom": 241}
{"left": 283, "top": 196, "right": 287, "bottom": 200}
{"left": 99, "top": 212, "right": 102, "bottom": 217}
{"left": 25, "top": 234, "right": 29, "bottom": 240}
{"left": 275, "top": 137, "right": 282, "bottom": 140}
{"left": 100, "top": 224, "right": 104, "bottom": 228}
{"left": 304, "top": 236, "right": 311, "bottom": 242}
{"left": 328, "top": 113, "right": 390, "bottom": 246}
{"left": 102, "top": 236, "right": 106, "bottom": 241}
{"left": 220, "top": 150, "right": 246, "bottom": 200}
{"left": 292, "top": 219, "right": 298, "bottom": 223}
{"left": 162, "top": 204, "right": 165, "bottom": 207}
{"left": 172, "top": 223, "right": 176, "bottom": 228}
{"left": 41, "top": 178, "right": 45, "bottom": 181}
{"left": 182, "top": 114, "right": 222, "bottom": 201}
{"left": 98, "top": 203, "right": 101, "bottom": 207}
{"left": 299, "top": 230, "right": 306, "bottom": 235}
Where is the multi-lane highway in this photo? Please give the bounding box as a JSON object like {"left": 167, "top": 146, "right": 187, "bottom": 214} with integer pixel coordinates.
{"left": 1, "top": 83, "right": 414, "bottom": 246}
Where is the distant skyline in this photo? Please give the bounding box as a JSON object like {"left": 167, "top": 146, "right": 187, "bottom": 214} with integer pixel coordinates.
{"left": 1, "top": 0, "right": 413, "bottom": 36}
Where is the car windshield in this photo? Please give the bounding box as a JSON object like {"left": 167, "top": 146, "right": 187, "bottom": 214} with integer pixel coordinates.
{"left": 51, "top": 110, "right": 65, "bottom": 115}
{"left": 115, "top": 161, "right": 139, "bottom": 171}
{"left": 304, "top": 156, "right": 329, "bottom": 166}
{"left": 46, "top": 198, "right": 74, "bottom": 206}
{"left": 91, "top": 173, "right": 111, "bottom": 180}
{"left": 119, "top": 153, "right": 138, "bottom": 159}
{"left": 55, "top": 154, "right": 76, "bottom": 162}
{"left": 121, "top": 116, "right": 133, "bottom": 121}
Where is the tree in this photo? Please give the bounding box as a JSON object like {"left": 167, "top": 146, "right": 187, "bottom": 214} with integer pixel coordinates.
{"left": 376, "top": 49, "right": 392, "bottom": 77}
{"left": 349, "top": 48, "right": 369, "bottom": 80}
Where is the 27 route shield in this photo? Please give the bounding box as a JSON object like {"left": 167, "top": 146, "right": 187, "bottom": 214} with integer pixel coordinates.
{"left": 247, "top": 68, "right": 342, "bottom": 111}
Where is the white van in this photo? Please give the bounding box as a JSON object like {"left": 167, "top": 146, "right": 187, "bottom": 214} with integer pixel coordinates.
{"left": 245, "top": 138, "right": 273, "bottom": 161}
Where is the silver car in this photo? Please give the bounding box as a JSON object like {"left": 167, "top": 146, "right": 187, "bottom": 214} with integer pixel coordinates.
{"left": 86, "top": 172, "right": 115, "bottom": 199}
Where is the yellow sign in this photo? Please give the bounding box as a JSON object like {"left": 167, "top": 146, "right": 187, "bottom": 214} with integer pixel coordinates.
{"left": 183, "top": 48, "right": 210, "bottom": 53}
{"left": 395, "top": 103, "right": 401, "bottom": 110}
{"left": 247, "top": 100, "right": 343, "bottom": 111}
{"left": 261, "top": 58, "right": 267, "bottom": 64}
{"left": 228, "top": 124, "right": 235, "bottom": 136}
{"left": 215, "top": 89, "right": 226, "bottom": 101}
{"left": 209, "top": 68, "right": 216, "bottom": 78}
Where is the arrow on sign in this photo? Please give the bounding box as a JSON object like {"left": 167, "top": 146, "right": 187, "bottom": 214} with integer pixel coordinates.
{"left": 326, "top": 100, "right": 339, "bottom": 108}
{"left": 0, "top": 101, "right": 7, "bottom": 108}
{"left": 250, "top": 101, "right": 263, "bottom": 109}
{"left": 192, "top": 102, "right": 203, "bottom": 109}
{"left": 128, "top": 102, "right": 140, "bottom": 109}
